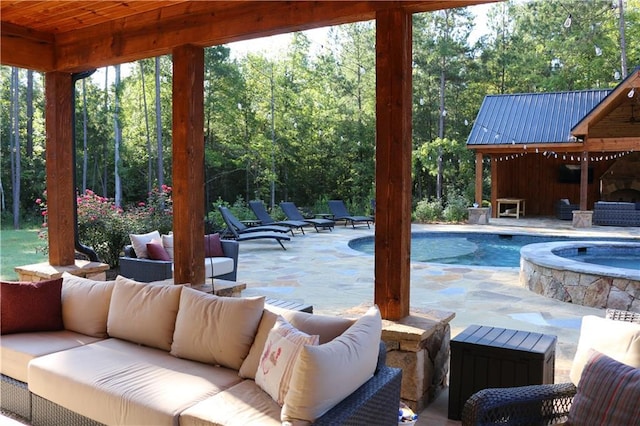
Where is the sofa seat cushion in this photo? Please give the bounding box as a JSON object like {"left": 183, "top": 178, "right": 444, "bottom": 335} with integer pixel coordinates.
{"left": 28, "top": 338, "right": 243, "bottom": 426}
{"left": 203, "top": 257, "right": 234, "bottom": 278}
{"left": 0, "top": 330, "right": 102, "bottom": 382}
{"left": 180, "top": 380, "right": 281, "bottom": 426}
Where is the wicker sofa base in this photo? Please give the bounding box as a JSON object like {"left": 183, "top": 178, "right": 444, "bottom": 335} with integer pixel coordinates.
{"left": 0, "top": 374, "right": 31, "bottom": 421}
{"left": 2, "top": 356, "right": 402, "bottom": 426}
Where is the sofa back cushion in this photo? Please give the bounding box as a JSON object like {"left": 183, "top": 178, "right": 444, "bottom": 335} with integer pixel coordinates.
{"left": 569, "top": 315, "right": 640, "bottom": 385}
{"left": 239, "top": 309, "right": 355, "bottom": 380}
{"left": 282, "top": 305, "right": 382, "bottom": 423}
{"left": 129, "top": 230, "right": 161, "bottom": 258}
{"left": 1, "top": 278, "right": 64, "bottom": 335}
{"left": 170, "top": 287, "right": 264, "bottom": 370}
{"left": 567, "top": 351, "right": 640, "bottom": 425}
{"left": 161, "top": 234, "right": 174, "bottom": 260}
{"left": 107, "top": 276, "right": 182, "bottom": 351}
{"left": 62, "top": 273, "right": 115, "bottom": 337}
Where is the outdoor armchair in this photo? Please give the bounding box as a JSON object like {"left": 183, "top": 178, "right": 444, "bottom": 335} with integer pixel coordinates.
{"left": 461, "top": 309, "right": 640, "bottom": 426}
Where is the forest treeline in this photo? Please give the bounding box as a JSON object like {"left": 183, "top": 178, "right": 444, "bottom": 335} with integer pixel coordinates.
{"left": 2, "top": 0, "right": 638, "bottom": 228}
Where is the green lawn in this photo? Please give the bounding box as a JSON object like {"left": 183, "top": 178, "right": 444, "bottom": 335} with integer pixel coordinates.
{"left": 1, "top": 228, "right": 48, "bottom": 280}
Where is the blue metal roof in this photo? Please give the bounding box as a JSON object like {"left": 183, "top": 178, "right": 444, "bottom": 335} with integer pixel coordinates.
{"left": 467, "top": 90, "right": 611, "bottom": 146}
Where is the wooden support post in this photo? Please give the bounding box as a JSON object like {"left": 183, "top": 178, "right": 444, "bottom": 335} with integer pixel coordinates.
{"left": 375, "top": 8, "right": 412, "bottom": 320}
{"left": 45, "top": 72, "right": 76, "bottom": 266}
{"left": 475, "top": 151, "right": 483, "bottom": 206}
{"left": 490, "top": 155, "right": 498, "bottom": 217}
{"left": 172, "top": 45, "right": 205, "bottom": 285}
{"left": 579, "top": 151, "right": 589, "bottom": 211}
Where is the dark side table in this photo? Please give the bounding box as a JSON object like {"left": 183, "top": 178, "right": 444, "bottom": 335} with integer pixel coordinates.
{"left": 448, "top": 325, "right": 556, "bottom": 420}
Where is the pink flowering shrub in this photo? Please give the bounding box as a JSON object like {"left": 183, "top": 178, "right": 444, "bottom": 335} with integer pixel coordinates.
{"left": 37, "top": 186, "right": 173, "bottom": 267}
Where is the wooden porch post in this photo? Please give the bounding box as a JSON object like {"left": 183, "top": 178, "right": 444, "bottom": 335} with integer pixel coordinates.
{"left": 579, "top": 150, "right": 589, "bottom": 211}
{"left": 490, "top": 155, "right": 498, "bottom": 217}
{"left": 45, "top": 72, "right": 76, "bottom": 266}
{"left": 475, "top": 151, "right": 483, "bottom": 206}
{"left": 172, "top": 45, "right": 205, "bottom": 285}
{"left": 375, "top": 8, "right": 412, "bottom": 320}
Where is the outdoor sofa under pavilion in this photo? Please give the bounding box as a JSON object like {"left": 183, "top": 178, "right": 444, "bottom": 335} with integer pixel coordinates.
{"left": 0, "top": 275, "right": 402, "bottom": 425}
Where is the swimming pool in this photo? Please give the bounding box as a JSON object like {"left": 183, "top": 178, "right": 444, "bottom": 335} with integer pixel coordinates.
{"left": 348, "top": 232, "right": 636, "bottom": 267}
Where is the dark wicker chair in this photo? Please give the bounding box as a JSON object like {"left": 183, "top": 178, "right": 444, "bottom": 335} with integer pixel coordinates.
{"left": 461, "top": 309, "right": 639, "bottom": 426}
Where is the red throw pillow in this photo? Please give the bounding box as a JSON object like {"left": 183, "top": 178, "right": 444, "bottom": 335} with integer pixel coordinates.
{"left": 146, "top": 242, "right": 171, "bottom": 261}
{"left": 0, "top": 278, "right": 64, "bottom": 335}
{"left": 204, "top": 233, "right": 225, "bottom": 257}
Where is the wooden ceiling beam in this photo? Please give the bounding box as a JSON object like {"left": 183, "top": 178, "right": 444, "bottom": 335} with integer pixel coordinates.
{"left": 1, "top": 22, "right": 54, "bottom": 71}
{"left": 1, "top": 0, "right": 491, "bottom": 72}
{"left": 469, "top": 143, "right": 586, "bottom": 154}
{"left": 584, "top": 137, "right": 640, "bottom": 152}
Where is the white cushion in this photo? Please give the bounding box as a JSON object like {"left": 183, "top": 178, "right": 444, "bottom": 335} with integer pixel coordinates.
{"left": 61, "top": 272, "right": 115, "bottom": 338}
{"left": 282, "top": 305, "right": 381, "bottom": 423}
{"left": 161, "top": 234, "right": 174, "bottom": 260}
{"left": 255, "top": 316, "right": 319, "bottom": 405}
{"left": 0, "top": 330, "right": 101, "bottom": 382}
{"left": 569, "top": 315, "right": 640, "bottom": 385}
{"left": 130, "top": 230, "right": 161, "bottom": 258}
{"left": 28, "top": 338, "right": 242, "bottom": 426}
{"left": 203, "top": 257, "right": 234, "bottom": 278}
{"left": 239, "top": 310, "right": 279, "bottom": 379}
{"left": 170, "top": 287, "right": 264, "bottom": 370}
{"left": 180, "top": 380, "right": 281, "bottom": 426}
{"left": 107, "top": 276, "right": 182, "bottom": 351}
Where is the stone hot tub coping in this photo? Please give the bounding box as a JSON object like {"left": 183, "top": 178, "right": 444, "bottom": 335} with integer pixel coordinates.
{"left": 520, "top": 241, "right": 640, "bottom": 313}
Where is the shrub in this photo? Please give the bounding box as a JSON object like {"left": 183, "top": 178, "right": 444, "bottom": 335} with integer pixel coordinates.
{"left": 443, "top": 193, "right": 470, "bottom": 222}
{"left": 414, "top": 199, "right": 443, "bottom": 222}
{"left": 37, "top": 186, "right": 173, "bottom": 268}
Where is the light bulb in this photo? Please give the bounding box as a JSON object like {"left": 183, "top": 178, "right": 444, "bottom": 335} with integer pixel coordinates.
{"left": 563, "top": 14, "right": 572, "bottom": 28}
{"left": 595, "top": 46, "right": 602, "bottom": 56}
{"left": 629, "top": 88, "right": 636, "bottom": 98}
{"left": 614, "top": 70, "right": 621, "bottom": 80}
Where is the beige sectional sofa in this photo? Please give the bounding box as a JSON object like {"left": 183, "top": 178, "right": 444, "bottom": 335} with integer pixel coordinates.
{"left": 0, "top": 274, "right": 401, "bottom": 425}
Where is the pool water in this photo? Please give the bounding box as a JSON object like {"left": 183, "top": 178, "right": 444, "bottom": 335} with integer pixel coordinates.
{"left": 349, "top": 233, "right": 636, "bottom": 268}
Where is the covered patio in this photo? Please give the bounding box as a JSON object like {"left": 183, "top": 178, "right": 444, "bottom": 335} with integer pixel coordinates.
{"left": 467, "top": 69, "right": 640, "bottom": 219}
{"left": 1, "top": 0, "right": 496, "bottom": 322}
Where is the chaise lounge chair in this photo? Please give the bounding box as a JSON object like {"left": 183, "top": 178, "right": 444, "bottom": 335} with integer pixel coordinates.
{"left": 328, "top": 200, "right": 374, "bottom": 229}
{"left": 218, "top": 206, "right": 290, "bottom": 250}
{"left": 249, "top": 200, "right": 310, "bottom": 235}
{"left": 218, "top": 205, "right": 293, "bottom": 236}
{"left": 280, "top": 202, "right": 335, "bottom": 232}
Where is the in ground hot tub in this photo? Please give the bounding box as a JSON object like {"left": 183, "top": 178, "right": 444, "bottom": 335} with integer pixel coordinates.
{"left": 520, "top": 241, "right": 640, "bottom": 312}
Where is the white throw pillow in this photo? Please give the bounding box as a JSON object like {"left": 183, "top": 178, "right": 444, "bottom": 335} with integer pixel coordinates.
{"left": 129, "top": 230, "right": 161, "bottom": 258}
{"left": 170, "top": 287, "right": 265, "bottom": 370}
{"left": 161, "top": 234, "right": 174, "bottom": 260}
{"left": 107, "top": 276, "right": 182, "bottom": 351}
{"left": 569, "top": 315, "right": 640, "bottom": 385}
{"left": 282, "top": 305, "right": 381, "bottom": 423}
{"left": 61, "top": 272, "right": 115, "bottom": 338}
{"left": 255, "top": 316, "right": 319, "bottom": 405}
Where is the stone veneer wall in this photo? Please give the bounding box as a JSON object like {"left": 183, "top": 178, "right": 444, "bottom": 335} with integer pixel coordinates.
{"left": 520, "top": 258, "right": 640, "bottom": 312}
{"left": 382, "top": 310, "right": 454, "bottom": 412}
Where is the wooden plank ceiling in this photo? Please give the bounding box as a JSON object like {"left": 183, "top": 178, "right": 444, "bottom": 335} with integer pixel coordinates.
{"left": 1, "top": 1, "right": 494, "bottom": 72}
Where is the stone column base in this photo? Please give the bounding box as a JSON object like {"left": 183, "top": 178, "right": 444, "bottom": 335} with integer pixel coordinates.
{"left": 15, "top": 260, "right": 109, "bottom": 281}
{"left": 572, "top": 210, "right": 593, "bottom": 228}
{"left": 382, "top": 309, "right": 455, "bottom": 413}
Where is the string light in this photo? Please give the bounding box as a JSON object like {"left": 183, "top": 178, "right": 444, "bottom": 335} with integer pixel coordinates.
{"left": 628, "top": 88, "right": 636, "bottom": 98}
{"left": 595, "top": 45, "right": 602, "bottom": 56}
{"left": 564, "top": 14, "right": 572, "bottom": 28}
